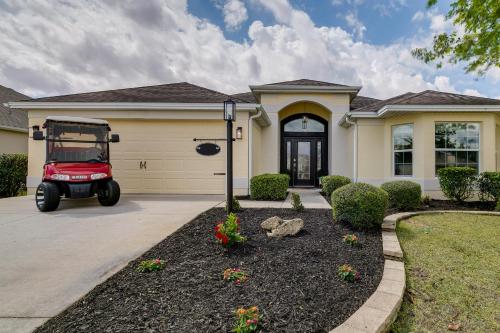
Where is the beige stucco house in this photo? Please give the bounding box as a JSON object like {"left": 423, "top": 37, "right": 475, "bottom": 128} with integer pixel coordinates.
{"left": 0, "top": 85, "right": 30, "bottom": 154}
{"left": 6, "top": 79, "right": 500, "bottom": 197}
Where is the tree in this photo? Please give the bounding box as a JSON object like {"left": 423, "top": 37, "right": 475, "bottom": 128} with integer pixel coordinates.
{"left": 412, "top": 0, "right": 499, "bottom": 75}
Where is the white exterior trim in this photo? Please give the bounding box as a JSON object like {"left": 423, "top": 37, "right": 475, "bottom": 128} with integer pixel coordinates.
{"left": 0, "top": 125, "right": 28, "bottom": 133}
{"left": 5, "top": 102, "right": 260, "bottom": 111}
{"left": 46, "top": 116, "right": 109, "bottom": 125}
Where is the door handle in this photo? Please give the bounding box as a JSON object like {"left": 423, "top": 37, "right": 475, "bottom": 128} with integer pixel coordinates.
{"left": 144, "top": 161, "right": 147, "bottom": 170}
{"left": 139, "top": 161, "right": 143, "bottom": 169}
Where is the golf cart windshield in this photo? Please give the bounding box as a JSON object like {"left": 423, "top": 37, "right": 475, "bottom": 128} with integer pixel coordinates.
{"left": 46, "top": 121, "right": 109, "bottom": 163}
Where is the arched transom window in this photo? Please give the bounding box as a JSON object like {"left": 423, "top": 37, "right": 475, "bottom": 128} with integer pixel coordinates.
{"left": 284, "top": 115, "right": 325, "bottom": 132}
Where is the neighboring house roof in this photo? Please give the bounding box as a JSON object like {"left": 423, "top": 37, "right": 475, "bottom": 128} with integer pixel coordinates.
{"left": 0, "top": 85, "right": 30, "bottom": 131}
{"left": 353, "top": 90, "right": 500, "bottom": 113}
{"left": 28, "top": 82, "right": 251, "bottom": 104}
{"left": 259, "top": 79, "right": 349, "bottom": 87}
{"left": 350, "top": 95, "right": 380, "bottom": 110}
{"left": 231, "top": 92, "right": 257, "bottom": 103}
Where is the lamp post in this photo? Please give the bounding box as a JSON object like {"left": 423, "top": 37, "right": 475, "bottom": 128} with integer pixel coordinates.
{"left": 224, "top": 99, "right": 236, "bottom": 213}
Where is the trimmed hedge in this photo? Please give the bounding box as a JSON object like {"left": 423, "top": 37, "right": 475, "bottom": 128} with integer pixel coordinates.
{"left": 250, "top": 173, "right": 289, "bottom": 200}
{"left": 331, "top": 182, "right": 388, "bottom": 229}
{"left": 381, "top": 180, "right": 421, "bottom": 211}
{"left": 320, "top": 175, "right": 351, "bottom": 197}
{"left": 477, "top": 172, "right": 500, "bottom": 202}
{"left": 0, "top": 154, "right": 28, "bottom": 198}
{"left": 437, "top": 167, "right": 476, "bottom": 202}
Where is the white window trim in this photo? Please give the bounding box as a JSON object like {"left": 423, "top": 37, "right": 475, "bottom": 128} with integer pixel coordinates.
{"left": 433, "top": 122, "right": 481, "bottom": 177}
{"left": 392, "top": 123, "right": 414, "bottom": 177}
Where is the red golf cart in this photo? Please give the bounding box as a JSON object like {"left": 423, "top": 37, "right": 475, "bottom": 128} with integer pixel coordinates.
{"left": 32, "top": 116, "right": 121, "bottom": 212}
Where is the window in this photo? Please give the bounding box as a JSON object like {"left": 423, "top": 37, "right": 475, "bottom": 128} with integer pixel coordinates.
{"left": 393, "top": 124, "right": 413, "bottom": 176}
{"left": 435, "top": 122, "right": 479, "bottom": 173}
{"left": 284, "top": 116, "right": 325, "bottom": 132}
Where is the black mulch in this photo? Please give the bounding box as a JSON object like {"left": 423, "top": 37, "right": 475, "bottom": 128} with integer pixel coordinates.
{"left": 35, "top": 208, "right": 384, "bottom": 333}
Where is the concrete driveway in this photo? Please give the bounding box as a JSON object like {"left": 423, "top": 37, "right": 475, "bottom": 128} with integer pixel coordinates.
{"left": 0, "top": 194, "right": 223, "bottom": 333}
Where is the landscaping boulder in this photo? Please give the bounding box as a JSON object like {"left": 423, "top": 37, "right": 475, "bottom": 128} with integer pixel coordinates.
{"left": 261, "top": 216, "right": 304, "bottom": 238}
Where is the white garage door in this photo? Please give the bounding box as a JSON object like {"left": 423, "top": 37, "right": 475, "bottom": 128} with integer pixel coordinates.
{"left": 109, "top": 120, "right": 226, "bottom": 194}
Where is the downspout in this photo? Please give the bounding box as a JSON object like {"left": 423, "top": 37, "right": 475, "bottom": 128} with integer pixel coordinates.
{"left": 345, "top": 114, "right": 358, "bottom": 183}
{"left": 248, "top": 107, "right": 262, "bottom": 195}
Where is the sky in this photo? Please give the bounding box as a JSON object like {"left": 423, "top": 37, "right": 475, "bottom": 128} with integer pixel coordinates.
{"left": 0, "top": 0, "right": 498, "bottom": 100}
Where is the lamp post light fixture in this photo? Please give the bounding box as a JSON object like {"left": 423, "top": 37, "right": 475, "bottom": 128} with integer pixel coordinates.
{"left": 224, "top": 99, "right": 236, "bottom": 213}
{"left": 236, "top": 127, "right": 243, "bottom": 140}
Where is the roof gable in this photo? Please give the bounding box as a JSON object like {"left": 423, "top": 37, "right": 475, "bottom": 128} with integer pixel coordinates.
{"left": 261, "top": 79, "right": 349, "bottom": 87}
{"left": 0, "top": 85, "right": 30, "bottom": 130}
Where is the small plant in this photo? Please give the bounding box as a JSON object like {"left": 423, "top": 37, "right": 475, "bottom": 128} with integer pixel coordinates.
{"left": 215, "top": 213, "right": 247, "bottom": 248}
{"left": 137, "top": 258, "right": 166, "bottom": 273}
{"left": 223, "top": 268, "right": 248, "bottom": 285}
{"left": 421, "top": 194, "right": 431, "bottom": 205}
{"left": 250, "top": 173, "right": 289, "bottom": 200}
{"left": 437, "top": 167, "right": 476, "bottom": 202}
{"left": 291, "top": 192, "right": 304, "bottom": 212}
{"left": 381, "top": 180, "right": 422, "bottom": 211}
{"left": 225, "top": 196, "right": 241, "bottom": 212}
{"left": 233, "top": 306, "right": 261, "bottom": 333}
{"left": 338, "top": 264, "right": 360, "bottom": 282}
{"left": 343, "top": 234, "right": 360, "bottom": 247}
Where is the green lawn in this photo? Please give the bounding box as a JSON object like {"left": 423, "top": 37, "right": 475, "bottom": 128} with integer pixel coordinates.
{"left": 392, "top": 213, "right": 500, "bottom": 333}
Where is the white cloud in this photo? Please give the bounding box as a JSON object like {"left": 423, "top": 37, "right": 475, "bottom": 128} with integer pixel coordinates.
{"left": 344, "top": 11, "right": 366, "bottom": 39}
{"left": 223, "top": 0, "right": 248, "bottom": 30}
{"left": 429, "top": 14, "right": 452, "bottom": 32}
{"left": 462, "top": 89, "right": 484, "bottom": 97}
{"left": 0, "top": 0, "right": 494, "bottom": 100}
{"left": 411, "top": 11, "right": 425, "bottom": 22}
{"left": 433, "top": 76, "right": 457, "bottom": 93}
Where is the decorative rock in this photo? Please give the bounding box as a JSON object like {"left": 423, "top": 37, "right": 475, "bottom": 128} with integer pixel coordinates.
{"left": 261, "top": 216, "right": 283, "bottom": 231}
{"left": 267, "top": 218, "right": 304, "bottom": 238}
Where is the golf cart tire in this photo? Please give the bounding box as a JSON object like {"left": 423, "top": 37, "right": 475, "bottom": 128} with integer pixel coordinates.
{"left": 36, "top": 182, "right": 60, "bottom": 212}
{"left": 98, "top": 180, "right": 120, "bottom": 206}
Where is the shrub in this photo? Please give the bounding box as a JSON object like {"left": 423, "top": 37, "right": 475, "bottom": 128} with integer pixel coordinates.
{"left": 338, "top": 264, "right": 360, "bottom": 282}
{"left": 331, "top": 183, "right": 388, "bottom": 229}
{"left": 421, "top": 194, "right": 431, "bottom": 205}
{"left": 234, "top": 306, "right": 261, "bottom": 333}
{"left": 291, "top": 192, "right": 304, "bottom": 212}
{"left": 381, "top": 180, "right": 422, "bottom": 211}
{"left": 496, "top": 200, "right": 500, "bottom": 212}
{"left": 321, "top": 175, "right": 351, "bottom": 197}
{"left": 223, "top": 268, "right": 248, "bottom": 285}
{"left": 137, "top": 258, "right": 166, "bottom": 273}
{"left": 477, "top": 172, "right": 500, "bottom": 202}
{"left": 437, "top": 167, "right": 476, "bottom": 202}
{"left": 215, "top": 213, "right": 246, "bottom": 248}
{"left": 250, "top": 173, "right": 289, "bottom": 200}
{"left": 225, "top": 196, "right": 241, "bottom": 212}
{"left": 0, "top": 154, "right": 28, "bottom": 198}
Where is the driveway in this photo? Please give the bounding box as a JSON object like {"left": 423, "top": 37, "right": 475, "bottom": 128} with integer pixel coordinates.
{"left": 0, "top": 194, "right": 223, "bottom": 333}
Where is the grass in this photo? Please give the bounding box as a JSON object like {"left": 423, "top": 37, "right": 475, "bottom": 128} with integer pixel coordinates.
{"left": 392, "top": 213, "right": 499, "bottom": 333}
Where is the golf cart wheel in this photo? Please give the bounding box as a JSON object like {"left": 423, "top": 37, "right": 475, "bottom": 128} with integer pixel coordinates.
{"left": 35, "top": 182, "right": 60, "bottom": 212}
{"left": 98, "top": 180, "right": 120, "bottom": 206}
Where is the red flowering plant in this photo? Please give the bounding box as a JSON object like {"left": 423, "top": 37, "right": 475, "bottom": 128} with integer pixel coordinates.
{"left": 338, "top": 264, "right": 361, "bottom": 282}
{"left": 136, "top": 258, "right": 166, "bottom": 273}
{"left": 233, "top": 306, "right": 261, "bottom": 333}
{"left": 343, "top": 234, "right": 360, "bottom": 247}
{"left": 223, "top": 268, "right": 249, "bottom": 285}
{"left": 215, "top": 213, "right": 247, "bottom": 248}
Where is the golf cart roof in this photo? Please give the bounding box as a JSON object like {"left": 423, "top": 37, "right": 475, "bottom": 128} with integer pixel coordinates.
{"left": 45, "top": 116, "right": 109, "bottom": 125}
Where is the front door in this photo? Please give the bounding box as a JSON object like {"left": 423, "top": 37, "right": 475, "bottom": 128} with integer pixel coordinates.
{"left": 284, "top": 138, "right": 325, "bottom": 187}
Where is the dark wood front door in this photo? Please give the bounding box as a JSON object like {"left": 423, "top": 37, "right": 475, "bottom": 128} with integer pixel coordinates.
{"left": 283, "top": 137, "right": 326, "bottom": 187}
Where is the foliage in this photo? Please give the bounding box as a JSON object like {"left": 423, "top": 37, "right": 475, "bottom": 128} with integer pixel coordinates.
{"left": 477, "top": 171, "right": 500, "bottom": 201}
{"left": 381, "top": 180, "right": 422, "bottom": 211}
{"left": 223, "top": 268, "right": 248, "bottom": 285}
{"left": 136, "top": 258, "right": 166, "bottom": 273}
{"left": 331, "top": 183, "right": 389, "bottom": 229}
{"left": 233, "top": 306, "right": 261, "bottom": 333}
{"left": 342, "top": 234, "right": 360, "bottom": 247}
{"left": 421, "top": 194, "right": 432, "bottom": 205}
{"left": 250, "top": 173, "right": 289, "bottom": 200}
{"left": 412, "top": 0, "right": 500, "bottom": 75}
{"left": 320, "top": 175, "right": 351, "bottom": 197}
{"left": 437, "top": 167, "right": 476, "bottom": 202}
{"left": 338, "top": 264, "right": 360, "bottom": 282}
{"left": 496, "top": 199, "right": 500, "bottom": 212}
{"left": 0, "top": 154, "right": 28, "bottom": 198}
{"left": 225, "top": 196, "right": 241, "bottom": 212}
{"left": 290, "top": 192, "right": 304, "bottom": 212}
{"left": 393, "top": 213, "right": 499, "bottom": 332}
{"left": 215, "top": 213, "right": 247, "bottom": 248}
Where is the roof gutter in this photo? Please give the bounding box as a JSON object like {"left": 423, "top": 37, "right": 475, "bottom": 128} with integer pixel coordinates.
{"left": 0, "top": 125, "right": 28, "bottom": 133}
{"left": 344, "top": 115, "right": 358, "bottom": 183}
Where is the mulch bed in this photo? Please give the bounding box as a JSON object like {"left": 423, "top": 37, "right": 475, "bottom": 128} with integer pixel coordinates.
{"left": 36, "top": 208, "right": 384, "bottom": 333}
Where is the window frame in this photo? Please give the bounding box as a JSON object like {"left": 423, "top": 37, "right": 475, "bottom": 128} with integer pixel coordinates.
{"left": 434, "top": 122, "right": 480, "bottom": 176}
{"left": 392, "top": 123, "right": 414, "bottom": 177}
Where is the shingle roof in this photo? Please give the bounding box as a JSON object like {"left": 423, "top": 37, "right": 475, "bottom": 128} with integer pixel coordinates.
{"left": 28, "top": 82, "right": 250, "bottom": 104}
{"left": 352, "top": 90, "right": 500, "bottom": 113}
{"left": 0, "top": 85, "right": 30, "bottom": 130}
{"left": 350, "top": 95, "right": 380, "bottom": 110}
{"left": 231, "top": 92, "right": 257, "bottom": 103}
{"left": 260, "top": 79, "right": 349, "bottom": 87}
